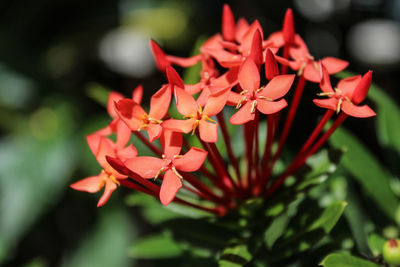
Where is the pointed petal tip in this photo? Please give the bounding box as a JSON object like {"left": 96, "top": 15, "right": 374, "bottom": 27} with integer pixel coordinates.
{"left": 166, "top": 65, "right": 185, "bottom": 89}
{"left": 222, "top": 4, "right": 236, "bottom": 42}
{"left": 282, "top": 9, "right": 295, "bottom": 45}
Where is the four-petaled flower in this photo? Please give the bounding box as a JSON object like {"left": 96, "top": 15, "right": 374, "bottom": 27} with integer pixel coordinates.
{"left": 313, "top": 67, "right": 376, "bottom": 118}
{"left": 124, "top": 131, "right": 207, "bottom": 205}
{"left": 162, "top": 87, "right": 230, "bottom": 143}
{"left": 71, "top": 134, "right": 137, "bottom": 207}
{"left": 115, "top": 85, "right": 171, "bottom": 142}
{"left": 228, "top": 58, "right": 295, "bottom": 124}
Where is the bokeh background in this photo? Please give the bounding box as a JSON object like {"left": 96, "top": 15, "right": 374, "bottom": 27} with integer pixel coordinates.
{"left": 0, "top": 0, "right": 399, "bottom": 266}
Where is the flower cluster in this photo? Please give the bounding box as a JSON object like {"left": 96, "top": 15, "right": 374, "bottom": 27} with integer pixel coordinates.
{"left": 71, "top": 6, "right": 375, "bottom": 216}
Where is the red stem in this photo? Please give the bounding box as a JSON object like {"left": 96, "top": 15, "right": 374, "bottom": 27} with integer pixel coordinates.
{"left": 281, "top": 45, "right": 290, "bottom": 74}
{"left": 120, "top": 179, "right": 157, "bottom": 196}
{"left": 173, "top": 197, "right": 226, "bottom": 216}
{"left": 268, "top": 76, "right": 306, "bottom": 175}
{"left": 182, "top": 173, "right": 230, "bottom": 206}
{"left": 253, "top": 111, "right": 260, "bottom": 188}
{"left": 217, "top": 112, "right": 242, "bottom": 188}
{"left": 133, "top": 131, "right": 162, "bottom": 156}
{"left": 244, "top": 120, "right": 255, "bottom": 193}
{"left": 266, "top": 113, "right": 347, "bottom": 197}
{"left": 196, "top": 133, "right": 234, "bottom": 196}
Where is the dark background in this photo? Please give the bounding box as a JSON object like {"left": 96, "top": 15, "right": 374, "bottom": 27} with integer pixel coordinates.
{"left": 0, "top": 0, "right": 399, "bottom": 266}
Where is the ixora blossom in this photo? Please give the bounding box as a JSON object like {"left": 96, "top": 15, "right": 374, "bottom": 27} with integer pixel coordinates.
{"left": 71, "top": 5, "right": 375, "bottom": 215}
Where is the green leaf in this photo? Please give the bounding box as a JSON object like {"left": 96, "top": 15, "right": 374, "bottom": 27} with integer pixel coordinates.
{"left": 271, "top": 201, "right": 346, "bottom": 259}
{"left": 320, "top": 253, "right": 380, "bottom": 267}
{"left": 128, "top": 233, "right": 184, "bottom": 259}
{"left": 329, "top": 126, "right": 399, "bottom": 220}
{"left": 308, "top": 201, "right": 347, "bottom": 233}
{"left": 264, "top": 194, "right": 304, "bottom": 249}
{"left": 219, "top": 242, "right": 253, "bottom": 267}
{"left": 62, "top": 206, "right": 134, "bottom": 267}
{"left": 367, "top": 233, "right": 386, "bottom": 257}
{"left": 86, "top": 82, "right": 110, "bottom": 107}
{"left": 162, "top": 218, "right": 237, "bottom": 248}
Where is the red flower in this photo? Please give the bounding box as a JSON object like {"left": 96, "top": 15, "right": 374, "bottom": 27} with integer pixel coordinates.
{"left": 115, "top": 85, "right": 171, "bottom": 142}
{"left": 276, "top": 36, "right": 348, "bottom": 83}
{"left": 313, "top": 68, "right": 375, "bottom": 118}
{"left": 71, "top": 135, "right": 137, "bottom": 207}
{"left": 162, "top": 87, "right": 230, "bottom": 143}
{"left": 228, "top": 58, "right": 294, "bottom": 124}
{"left": 125, "top": 130, "right": 207, "bottom": 205}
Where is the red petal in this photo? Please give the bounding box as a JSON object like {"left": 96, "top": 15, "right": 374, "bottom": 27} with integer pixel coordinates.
{"left": 161, "top": 129, "right": 182, "bottom": 159}
{"left": 241, "top": 20, "right": 263, "bottom": 56}
{"left": 199, "top": 120, "right": 218, "bottom": 143}
{"left": 249, "top": 29, "right": 263, "bottom": 67}
{"left": 351, "top": 71, "right": 372, "bottom": 105}
{"left": 203, "top": 87, "right": 230, "bottom": 116}
{"left": 115, "top": 99, "right": 146, "bottom": 131}
{"left": 117, "top": 144, "right": 138, "bottom": 161}
{"left": 235, "top": 18, "right": 250, "bottom": 42}
{"left": 149, "top": 85, "right": 171, "bottom": 120}
{"left": 238, "top": 58, "right": 260, "bottom": 92}
{"left": 162, "top": 118, "right": 195, "bottom": 134}
{"left": 211, "top": 66, "right": 239, "bottom": 88}
{"left": 337, "top": 75, "right": 361, "bottom": 96}
{"left": 87, "top": 134, "right": 102, "bottom": 156}
{"left": 147, "top": 123, "right": 163, "bottom": 143}
{"left": 303, "top": 63, "right": 322, "bottom": 83}
{"left": 229, "top": 101, "right": 255, "bottom": 125}
{"left": 115, "top": 120, "right": 131, "bottom": 150}
{"left": 125, "top": 156, "right": 164, "bottom": 178}
{"left": 174, "top": 88, "right": 197, "bottom": 116}
{"left": 70, "top": 175, "right": 104, "bottom": 193}
{"left": 150, "top": 39, "right": 169, "bottom": 73}
{"left": 320, "top": 65, "right": 334, "bottom": 93}
{"left": 166, "top": 65, "right": 185, "bottom": 89}
{"left": 132, "top": 85, "right": 143, "bottom": 104}
{"left": 185, "top": 83, "right": 202, "bottom": 95}
{"left": 313, "top": 98, "right": 337, "bottom": 111}
{"left": 107, "top": 92, "right": 124, "bottom": 118}
{"left": 206, "top": 49, "right": 241, "bottom": 66}
{"left": 282, "top": 9, "right": 295, "bottom": 45}
{"left": 227, "top": 91, "right": 242, "bottom": 106}
{"left": 322, "top": 57, "right": 349, "bottom": 74}
{"left": 97, "top": 179, "right": 118, "bottom": 207}
{"left": 257, "top": 99, "right": 287, "bottom": 115}
{"left": 266, "top": 32, "right": 284, "bottom": 48}
{"left": 258, "top": 74, "right": 295, "bottom": 100}
{"left": 222, "top": 4, "right": 236, "bottom": 42}
{"left": 265, "top": 49, "right": 279, "bottom": 80}
{"left": 96, "top": 137, "right": 116, "bottom": 170}
{"left": 174, "top": 147, "right": 207, "bottom": 172}
{"left": 106, "top": 156, "right": 131, "bottom": 176}
{"left": 342, "top": 101, "right": 376, "bottom": 118}
{"left": 166, "top": 55, "right": 202, "bottom": 67}
{"left": 196, "top": 87, "right": 211, "bottom": 107}
{"left": 160, "top": 169, "right": 182, "bottom": 206}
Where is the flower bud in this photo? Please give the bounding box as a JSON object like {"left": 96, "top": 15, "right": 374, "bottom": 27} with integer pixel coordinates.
{"left": 383, "top": 239, "right": 400, "bottom": 266}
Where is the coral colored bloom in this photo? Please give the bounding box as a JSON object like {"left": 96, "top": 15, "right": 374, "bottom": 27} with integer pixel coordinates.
{"left": 115, "top": 85, "right": 171, "bottom": 142}
{"left": 162, "top": 87, "right": 230, "bottom": 143}
{"left": 71, "top": 135, "right": 137, "bottom": 207}
{"left": 276, "top": 36, "right": 348, "bottom": 83}
{"left": 228, "top": 58, "right": 295, "bottom": 124}
{"left": 313, "top": 68, "right": 375, "bottom": 118}
{"left": 125, "top": 131, "right": 207, "bottom": 205}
